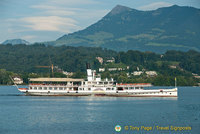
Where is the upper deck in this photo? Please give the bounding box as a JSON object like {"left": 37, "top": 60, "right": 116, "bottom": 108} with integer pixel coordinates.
{"left": 117, "top": 83, "right": 152, "bottom": 87}
{"left": 29, "top": 78, "right": 84, "bottom": 82}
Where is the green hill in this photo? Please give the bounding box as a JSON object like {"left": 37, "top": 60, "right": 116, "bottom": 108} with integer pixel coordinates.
{"left": 47, "top": 5, "right": 200, "bottom": 53}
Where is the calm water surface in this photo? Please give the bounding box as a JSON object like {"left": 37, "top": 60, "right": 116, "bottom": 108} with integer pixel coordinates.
{"left": 0, "top": 86, "right": 199, "bottom": 134}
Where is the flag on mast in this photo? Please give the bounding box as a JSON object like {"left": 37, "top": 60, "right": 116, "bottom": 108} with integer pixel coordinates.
{"left": 175, "top": 77, "right": 177, "bottom": 87}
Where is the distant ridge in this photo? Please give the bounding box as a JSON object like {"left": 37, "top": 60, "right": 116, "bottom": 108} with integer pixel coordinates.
{"left": 47, "top": 5, "right": 200, "bottom": 53}
{"left": 2, "top": 39, "right": 30, "bottom": 45}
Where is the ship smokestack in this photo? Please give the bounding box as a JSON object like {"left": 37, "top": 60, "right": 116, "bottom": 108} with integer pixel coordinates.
{"left": 86, "top": 63, "right": 91, "bottom": 69}
{"left": 86, "top": 63, "right": 93, "bottom": 81}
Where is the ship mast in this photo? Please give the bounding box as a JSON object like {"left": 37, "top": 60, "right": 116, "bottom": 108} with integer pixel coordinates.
{"left": 175, "top": 77, "right": 177, "bottom": 88}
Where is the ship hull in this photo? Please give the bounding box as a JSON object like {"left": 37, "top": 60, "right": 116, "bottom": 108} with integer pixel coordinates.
{"left": 19, "top": 88, "right": 178, "bottom": 97}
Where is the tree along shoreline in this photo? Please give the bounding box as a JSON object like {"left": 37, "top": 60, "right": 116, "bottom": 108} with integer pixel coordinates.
{"left": 0, "top": 71, "right": 198, "bottom": 86}
{"left": 0, "top": 44, "right": 199, "bottom": 86}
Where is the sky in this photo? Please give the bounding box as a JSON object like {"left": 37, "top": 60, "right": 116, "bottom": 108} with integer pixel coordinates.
{"left": 0, "top": 0, "right": 200, "bottom": 43}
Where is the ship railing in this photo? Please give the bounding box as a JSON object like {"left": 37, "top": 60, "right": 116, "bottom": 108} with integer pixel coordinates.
{"left": 116, "top": 83, "right": 152, "bottom": 87}
{"left": 29, "top": 84, "right": 79, "bottom": 87}
{"left": 83, "top": 84, "right": 115, "bottom": 87}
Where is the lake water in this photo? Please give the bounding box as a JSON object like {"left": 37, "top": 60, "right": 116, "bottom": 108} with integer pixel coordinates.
{"left": 0, "top": 86, "right": 199, "bottom": 134}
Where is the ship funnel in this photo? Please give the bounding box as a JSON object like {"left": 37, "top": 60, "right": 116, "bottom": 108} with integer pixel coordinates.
{"left": 86, "top": 63, "right": 93, "bottom": 81}
{"left": 86, "top": 63, "right": 91, "bottom": 69}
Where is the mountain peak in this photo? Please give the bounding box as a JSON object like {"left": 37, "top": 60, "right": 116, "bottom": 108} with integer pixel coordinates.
{"left": 53, "top": 5, "right": 200, "bottom": 53}
{"left": 2, "top": 39, "right": 30, "bottom": 45}
{"left": 109, "top": 5, "right": 132, "bottom": 15}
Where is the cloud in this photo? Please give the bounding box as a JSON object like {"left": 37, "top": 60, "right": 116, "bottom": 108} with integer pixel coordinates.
{"left": 138, "top": 2, "right": 173, "bottom": 11}
{"left": 21, "top": 16, "right": 80, "bottom": 32}
{"left": 31, "top": 5, "right": 76, "bottom": 16}
{"left": 47, "top": 0, "right": 100, "bottom": 6}
{"left": 1, "top": 0, "right": 107, "bottom": 42}
{"left": 22, "top": 35, "right": 36, "bottom": 40}
{"left": 30, "top": 1, "right": 109, "bottom": 31}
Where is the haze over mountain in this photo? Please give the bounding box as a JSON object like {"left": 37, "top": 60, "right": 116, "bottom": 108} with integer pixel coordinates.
{"left": 2, "top": 39, "right": 30, "bottom": 45}
{"left": 45, "top": 5, "right": 200, "bottom": 53}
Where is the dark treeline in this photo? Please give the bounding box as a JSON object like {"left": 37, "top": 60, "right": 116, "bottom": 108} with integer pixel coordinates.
{"left": 116, "top": 50, "right": 200, "bottom": 75}
{"left": 0, "top": 44, "right": 116, "bottom": 73}
{"left": 0, "top": 44, "right": 199, "bottom": 85}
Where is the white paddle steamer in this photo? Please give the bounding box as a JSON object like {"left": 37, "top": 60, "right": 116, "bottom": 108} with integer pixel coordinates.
{"left": 17, "top": 67, "right": 178, "bottom": 97}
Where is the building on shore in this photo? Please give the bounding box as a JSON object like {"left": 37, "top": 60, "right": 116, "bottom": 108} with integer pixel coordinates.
{"left": 99, "top": 68, "right": 105, "bottom": 72}
{"left": 96, "top": 57, "right": 103, "bottom": 64}
{"left": 145, "top": 71, "right": 157, "bottom": 77}
{"left": 106, "top": 57, "right": 115, "bottom": 63}
{"left": 132, "top": 71, "right": 143, "bottom": 76}
{"left": 13, "top": 77, "right": 23, "bottom": 84}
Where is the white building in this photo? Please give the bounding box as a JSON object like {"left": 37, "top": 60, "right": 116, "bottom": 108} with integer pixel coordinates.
{"left": 169, "top": 65, "right": 177, "bottom": 69}
{"left": 106, "top": 57, "right": 115, "bottom": 63}
{"left": 194, "top": 76, "right": 200, "bottom": 79}
{"left": 62, "top": 71, "right": 73, "bottom": 76}
{"left": 96, "top": 57, "right": 103, "bottom": 64}
{"left": 99, "top": 68, "right": 105, "bottom": 72}
{"left": 132, "top": 71, "right": 143, "bottom": 76}
{"left": 108, "top": 68, "right": 125, "bottom": 71}
{"left": 117, "top": 68, "right": 123, "bottom": 71}
{"left": 145, "top": 71, "right": 157, "bottom": 77}
{"left": 108, "top": 68, "right": 117, "bottom": 71}
{"left": 13, "top": 77, "right": 23, "bottom": 84}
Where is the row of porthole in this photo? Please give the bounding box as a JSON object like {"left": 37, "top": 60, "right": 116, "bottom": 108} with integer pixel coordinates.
{"left": 127, "top": 92, "right": 172, "bottom": 94}
{"left": 29, "top": 87, "right": 73, "bottom": 90}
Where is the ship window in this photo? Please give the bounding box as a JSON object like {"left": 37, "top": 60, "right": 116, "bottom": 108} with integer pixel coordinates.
{"left": 34, "top": 87, "right": 37, "bottom": 90}
{"left": 107, "top": 88, "right": 111, "bottom": 90}
{"left": 39, "top": 87, "right": 42, "bottom": 90}
{"left": 125, "top": 87, "right": 128, "bottom": 90}
{"left": 30, "top": 87, "right": 32, "bottom": 89}
{"left": 44, "top": 87, "right": 47, "bottom": 90}
{"left": 135, "top": 87, "right": 139, "bottom": 89}
{"left": 140, "top": 87, "right": 144, "bottom": 89}
{"left": 64, "top": 87, "right": 67, "bottom": 90}
{"left": 54, "top": 87, "right": 57, "bottom": 90}
{"left": 79, "top": 88, "right": 82, "bottom": 90}
{"left": 59, "top": 87, "right": 63, "bottom": 90}
{"left": 49, "top": 87, "right": 52, "bottom": 90}
{"left": 104, "top": 82, "right": 108, "bottom": 84}
{"left": 88, "top": 88, "right": 91, "bottom": 91}
{"left": 112, "top": 88, "right": 114, "bottom": 90}
{"left": 99, "top": 82, "right": 103, "bottom": 84}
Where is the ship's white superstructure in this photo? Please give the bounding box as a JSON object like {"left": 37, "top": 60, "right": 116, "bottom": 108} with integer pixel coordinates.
{"left": 18, "top": 67, "right": 178, "bottom": 97}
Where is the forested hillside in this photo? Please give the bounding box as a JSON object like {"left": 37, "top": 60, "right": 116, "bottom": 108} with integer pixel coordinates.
{"left": 0, "top": 44, "right": 116, "bottom": 73}
{"left": 0, "top": 44, "right": 199, "bottom": 85}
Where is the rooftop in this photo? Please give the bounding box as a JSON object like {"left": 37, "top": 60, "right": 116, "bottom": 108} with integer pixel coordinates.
{"left": 29, "top": 78, "right": 84, "bottom": 82}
